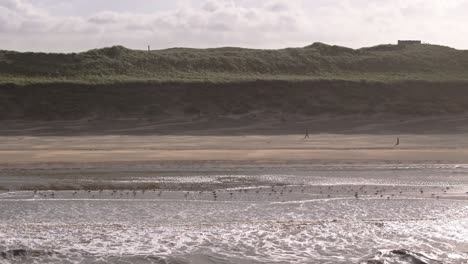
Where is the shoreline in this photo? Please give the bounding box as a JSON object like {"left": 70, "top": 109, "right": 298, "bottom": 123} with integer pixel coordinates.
{"left": 1, "top": 148, "right": 468, "bottom": 164}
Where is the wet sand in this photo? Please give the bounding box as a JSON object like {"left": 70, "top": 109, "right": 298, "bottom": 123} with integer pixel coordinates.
{"left": 1, "top": 164, "right": 468, "bottom": 263}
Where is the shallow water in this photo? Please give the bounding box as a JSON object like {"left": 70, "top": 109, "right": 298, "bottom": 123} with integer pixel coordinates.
{"left": 0, "top": 163, "right": 467, "bottom": 263}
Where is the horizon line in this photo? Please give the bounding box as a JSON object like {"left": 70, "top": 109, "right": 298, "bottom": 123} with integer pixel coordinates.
{"left": 0, "top": 41, "right": 461, "bottom": 54}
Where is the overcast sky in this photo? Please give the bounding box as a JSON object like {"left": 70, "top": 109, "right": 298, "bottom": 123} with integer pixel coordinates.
{"left": 1, "top": 0, "right": 467, "bottom": 52}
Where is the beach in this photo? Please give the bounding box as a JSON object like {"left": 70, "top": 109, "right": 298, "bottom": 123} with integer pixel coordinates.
{"left": 1, "top": 117, "right": 468, "bottom": 263}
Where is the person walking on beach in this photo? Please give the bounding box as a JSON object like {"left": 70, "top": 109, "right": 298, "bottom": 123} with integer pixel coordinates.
{"left": 304, "top": 128, "right": 310, "bottom": 139}
{"left": 394, "top": 137, "right": 400, "bottom": 146}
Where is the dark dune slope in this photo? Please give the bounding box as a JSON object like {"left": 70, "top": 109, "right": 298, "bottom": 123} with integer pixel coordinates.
{"left": 1, "top": 80, "right": 468, "bottom": 120}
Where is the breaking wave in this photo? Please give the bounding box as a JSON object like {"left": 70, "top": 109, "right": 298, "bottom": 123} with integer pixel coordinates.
{"left": 361, "top": 249, "right": 443, "bottom": 264}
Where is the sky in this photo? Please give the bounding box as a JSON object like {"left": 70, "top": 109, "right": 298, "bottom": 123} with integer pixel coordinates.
{"left": 1, "top": 0, "right": 468, "bottom": 52}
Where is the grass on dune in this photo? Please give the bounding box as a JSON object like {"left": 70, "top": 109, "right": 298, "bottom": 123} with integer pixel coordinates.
{"left": 2, "top": 43, "right": 468, "bottom": 119}
{"left": 1, "top": 43, "right": 468, "bottom": 85}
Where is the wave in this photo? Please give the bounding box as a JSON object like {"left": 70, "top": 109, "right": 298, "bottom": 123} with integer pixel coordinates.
{"left": 0, "top": 250, "right": 256, "bottom": 264}
{"left": 361, "top": 249, "right": 443, "bottom": 264}
{"left": 0, "top": 249, "right": 57, "bottom": 261}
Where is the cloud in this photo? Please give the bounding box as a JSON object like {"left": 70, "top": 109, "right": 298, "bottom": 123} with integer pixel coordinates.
{"left": 88, "top": 11, "right": 121, "bottom": 25}
{"left": 0, "top": 0, "right": 52, "bottom": 33}
{"left": 202, "top": 0, "right": 222, "bottom": 12}
{"left": 0, "top": 0, "right": 44, "bottom": 17}
{"left": 0, "top": 0, "right": 468, "bottom": 52}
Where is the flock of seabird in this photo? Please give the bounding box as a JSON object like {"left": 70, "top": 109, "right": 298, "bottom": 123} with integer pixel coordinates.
{"left": 28, "top": 184, "right": 456, "bottom": 201}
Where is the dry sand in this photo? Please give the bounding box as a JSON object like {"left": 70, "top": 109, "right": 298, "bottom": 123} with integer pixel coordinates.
{"left": 1, "top": 115, "right": 468, "bottom": 165}
{"left": 0, "top": 134, "right": 468, "bottom": 164}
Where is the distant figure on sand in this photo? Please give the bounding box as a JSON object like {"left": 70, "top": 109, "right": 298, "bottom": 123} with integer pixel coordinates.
{"left": 304, "top": 128, "right": 310, "bottom": 139}
{"left": 394, "top": 137, "right": 400, "bottom": 146}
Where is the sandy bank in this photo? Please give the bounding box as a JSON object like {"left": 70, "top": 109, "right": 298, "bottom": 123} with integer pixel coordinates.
{"left": 1, "top": 133, "right": 468, "bottom": 164}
